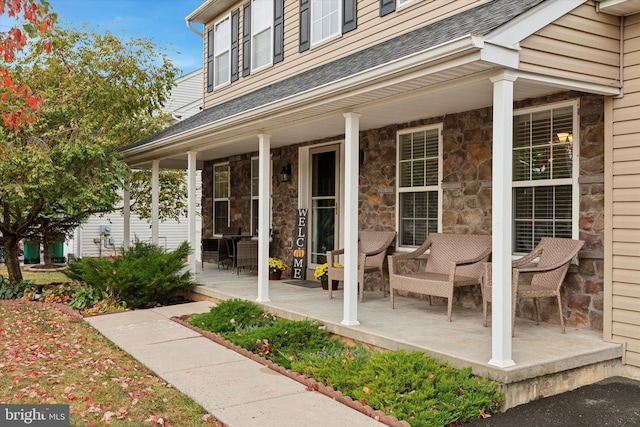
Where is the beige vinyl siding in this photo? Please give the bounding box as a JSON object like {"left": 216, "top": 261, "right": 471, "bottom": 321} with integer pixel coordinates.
{"left": 519, "top": 4, "right": 621, "bottom": 87}
{"left": 203, "top": 0, "right": 489, "bottom": 109}
{"left": 609, "top": 12, "right": 640, "bottom": 368}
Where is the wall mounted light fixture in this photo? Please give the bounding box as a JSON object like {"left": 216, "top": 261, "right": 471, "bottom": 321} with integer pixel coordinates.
{"left": 280, "top": 163, "right": 292, "bottom": 182}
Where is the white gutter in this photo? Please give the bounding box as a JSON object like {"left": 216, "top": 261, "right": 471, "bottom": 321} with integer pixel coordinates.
{"left": 187, "top": 20, "right": 203, "bottom": 37}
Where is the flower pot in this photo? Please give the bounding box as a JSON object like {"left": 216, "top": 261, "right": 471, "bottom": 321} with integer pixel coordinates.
{"left": 321, "top": 279, "right": 339, "bottom": 290}
{"left": 269, "top": 271, "right": 282, "bottom": 280}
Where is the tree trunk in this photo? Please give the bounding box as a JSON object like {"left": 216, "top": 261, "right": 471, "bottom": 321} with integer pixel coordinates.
{"left": 4, "top": 235, "right": 23, "bottom": 283}
{"left": 42, "top": 235, "right": 52, "bottom": 266}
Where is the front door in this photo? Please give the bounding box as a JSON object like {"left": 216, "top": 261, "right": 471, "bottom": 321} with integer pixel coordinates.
{"left": 309, "top": 145, "right": 339, "bottom": 266}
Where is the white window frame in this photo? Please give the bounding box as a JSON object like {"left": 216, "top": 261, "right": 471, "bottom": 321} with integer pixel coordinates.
{"left": 397, "top": 0, "right": 419, "bottom": 10}
{"left": 251, "top": 0, "right": 273, "bottom": 72}
{"left": 396, "top": 124, "right": 443, "bottom": 249}
{"left": 512, "top": 100, "right": 580, "bottom": 254}
{"left": 310, "top": 0, "right": 341, "bottom": 47}
{"left": 213, "top": 15, "right": 231, "bottom": 89}
{"left": 213, "top": 162, "right": 230, "bottom": 234}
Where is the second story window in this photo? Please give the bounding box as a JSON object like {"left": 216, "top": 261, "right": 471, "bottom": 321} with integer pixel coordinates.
{"left": 214, "top": 16, "right": 231, "bottom": 88}
{"left": 311, "top": 0, "right": 340, "bottom": 45}
{"left": 299, "top": 0, "right": 356, "bottom": 52}
{"left": 380, "top": 0, "right": 421, "bottom": 16}
{"left": 252, "top": 0, "right": 273, "bottom": 71}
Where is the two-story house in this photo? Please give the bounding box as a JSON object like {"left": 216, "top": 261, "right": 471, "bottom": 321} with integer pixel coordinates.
{"left": 122, "top": 0, "right": 640, "bottom": 380}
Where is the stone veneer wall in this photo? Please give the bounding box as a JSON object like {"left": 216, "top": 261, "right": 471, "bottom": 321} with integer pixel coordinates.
{"left": 201, "top": 91, "right": 605, "bottom": 330}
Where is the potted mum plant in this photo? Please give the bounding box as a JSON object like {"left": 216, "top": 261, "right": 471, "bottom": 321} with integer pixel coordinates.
{"left": 268, "top": 257, "right": 287, "bottom": 280}
{"left": 314, "top": 262, "right": 342, "bottom": 290}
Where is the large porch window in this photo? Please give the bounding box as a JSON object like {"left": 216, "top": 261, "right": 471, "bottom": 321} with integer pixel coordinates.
{"left": 512, "top": 101, "right": 578, "bottom": 253}
{"left": 213, "top": 163, "right": 230, "bottom": 234}
{"left": 397, "top": 125, "right": 442, "bottom": 247}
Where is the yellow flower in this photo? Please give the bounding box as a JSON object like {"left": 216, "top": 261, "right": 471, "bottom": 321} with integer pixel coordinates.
{"left": 268, "top": 257, "right": 287, "bottom": 273}
{"left": 314, "top": 262, "right": 342, "bottom": 281}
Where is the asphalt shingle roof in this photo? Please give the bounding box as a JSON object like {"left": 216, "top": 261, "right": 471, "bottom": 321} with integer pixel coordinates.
{"left": 127, "top": 0, "right": 545, "bottom": 150}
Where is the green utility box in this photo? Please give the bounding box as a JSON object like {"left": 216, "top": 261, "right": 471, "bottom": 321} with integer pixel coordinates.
{"left": 49, "top": 241, "right": 65, "bottom": 264}
{"left": 24, "top": 241, "right": 41, "bottom": 264}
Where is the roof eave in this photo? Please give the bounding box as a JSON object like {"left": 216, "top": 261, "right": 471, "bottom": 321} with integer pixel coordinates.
{"left": 185, "top": 0, "right": 229, "bottom": 25}
{"left": 122, "top": 35, "right": 517, "bottom": 162}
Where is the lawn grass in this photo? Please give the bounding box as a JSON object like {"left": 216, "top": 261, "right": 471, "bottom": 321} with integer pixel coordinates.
{"left": 0, "top": 264, "right": 70, "bottom": 284}
{"left": 0, "top": 302, "right": 223, "bottom": 427}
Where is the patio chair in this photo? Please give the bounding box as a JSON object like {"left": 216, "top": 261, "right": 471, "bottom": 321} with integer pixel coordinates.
{"left": 201, "top": 238, "right": 229, "bottom": 269}
{"left": 327, "top": 230, "right": 397, "bottom": 302}
{"left": 201, "top": 227, "right": 241, "bottom": 270}
{"left": 481, "top": 237, "right": 584, "bottom": 334}
{"left": 236, "top": 239, "right": 258, "bottom": 275}
{"left": 388, "top": 233, "right": 492, "bottom": 321}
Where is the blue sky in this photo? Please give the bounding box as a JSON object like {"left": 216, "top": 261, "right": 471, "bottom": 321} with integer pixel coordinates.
{"left": 49, "top": 0, "right": 205, "bottom": 76}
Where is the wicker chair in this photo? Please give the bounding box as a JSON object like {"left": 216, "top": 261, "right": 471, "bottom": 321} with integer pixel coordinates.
{"left": 481, "top": 237, "right": 584, "bottom": 334}
{"left": 236, "top": 240, "right": 258, "bottom": 275}
{"left": 327, "top": 230, "right": 396, "bottom": 302}
{"left": 388, "top": 233, "right": 492, "bottom": 321}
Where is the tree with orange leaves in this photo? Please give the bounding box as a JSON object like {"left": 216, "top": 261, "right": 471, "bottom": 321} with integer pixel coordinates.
{"left": 1, "top": 0, "right": 55, "bottom": 131}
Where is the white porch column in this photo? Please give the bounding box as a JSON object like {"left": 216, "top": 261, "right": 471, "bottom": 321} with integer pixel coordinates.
{"left": 187, "top": 151, "right": 197, "bottom": 275}
{"left": 123, "top": 175, "right": 131, "bottom": 250}
{"left": 257, "top": 133, "right": 272, "bottom": 302}
{"left": 151, "top": 160, "right": 160, "bottom": 246}
{"left": 489, "top": 72, "right": 517, "bottom": 368}
{"left": 342, "top": 112, "right": 361, "bottom": 326}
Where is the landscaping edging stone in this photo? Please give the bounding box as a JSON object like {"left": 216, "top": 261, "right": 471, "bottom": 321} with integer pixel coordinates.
{"left": 0, "top": 299, "right": 83, "bottom": 319}
{"left": 171, "top": 315, "right": 411, "bottom": 427}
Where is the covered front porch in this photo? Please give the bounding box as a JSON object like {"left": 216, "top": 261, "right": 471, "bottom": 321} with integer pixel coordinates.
{"left": 188, "top": 268, "right": 623, "bottom": 409}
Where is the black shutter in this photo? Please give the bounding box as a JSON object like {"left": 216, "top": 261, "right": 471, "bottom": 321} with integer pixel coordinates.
{"left": 206, "top": 27, "right": 214, "bottom": 92}
{"left": 273, "top": 0, "right": 284, "bottom": 63}
{"left": 299, "top": 0, "right": 310, "bottom": 52}
{"left": 379, "top": 0, "right": 395, "bottom": 17}
{"left": 343, "top": 0, "right": 357, "bottom": 33}
{"left": 231, "top": 9, "right": 240, "bottom": 82}
{"left": 242, "top": 1, "right": 251, "bottom": 77}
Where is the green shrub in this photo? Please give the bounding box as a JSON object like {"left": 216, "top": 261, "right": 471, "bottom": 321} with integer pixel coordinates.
{"left": 190, "top": 299, "right": 504, "bottom": 426}
{"left": 224, "top": 319, "right": 339, "bottom": 369}
{"left": 295, "top": 349, "right": 503, "bottom": 426}
{"left": 0, "top": 275, "right": 32, "bottom": 299}
{"left": 64, "top": 240, "right": 194, "bottom": 309}
{"left": 189, "top": 298, "right": 273, "bottom": 333}
{"left": 64, "top": 257, "right": 113, "bottom": 294}
{"left": 68, "top": 283, "right": 107, "bottom": 309}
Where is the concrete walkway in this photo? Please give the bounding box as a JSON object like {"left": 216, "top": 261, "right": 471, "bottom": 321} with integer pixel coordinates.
{"left": 85, "top": 301, "right": 384, "bottom": 427}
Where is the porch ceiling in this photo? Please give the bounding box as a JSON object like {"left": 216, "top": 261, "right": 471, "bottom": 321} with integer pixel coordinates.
{"left": 127, "top": 62, "right": 618, "bottom": 170}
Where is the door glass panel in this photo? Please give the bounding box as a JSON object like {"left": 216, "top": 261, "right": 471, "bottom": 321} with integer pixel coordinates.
{"left": 311, "top": 150, "right": 336, "bottom": 264}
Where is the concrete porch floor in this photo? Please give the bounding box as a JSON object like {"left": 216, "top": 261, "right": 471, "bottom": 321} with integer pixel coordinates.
{"left": 190, "top": 267, "right": 623, "bottom": 409}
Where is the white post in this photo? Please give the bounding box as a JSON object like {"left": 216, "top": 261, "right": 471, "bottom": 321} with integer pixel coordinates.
{"left": 257, "top": 134, "right": 272, "bottom": 302}
{"left": 151, "top": 160, "right": 160, "bottom": 246}
{"left": 342, "top": 112, "right": 361, "bottom": 326}
{"left": 489, "top": 72, "right": 517, "bottom": 368}
{"left": 123, "top": 174, "right": 131, "bottom": 250}
{"left": 187, "top": 151, "right": 198, "bottom": 276}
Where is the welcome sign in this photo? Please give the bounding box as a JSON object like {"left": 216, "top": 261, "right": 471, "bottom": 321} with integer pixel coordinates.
{"left": 291, "top": 209, "right": 307, "bottom": 279}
